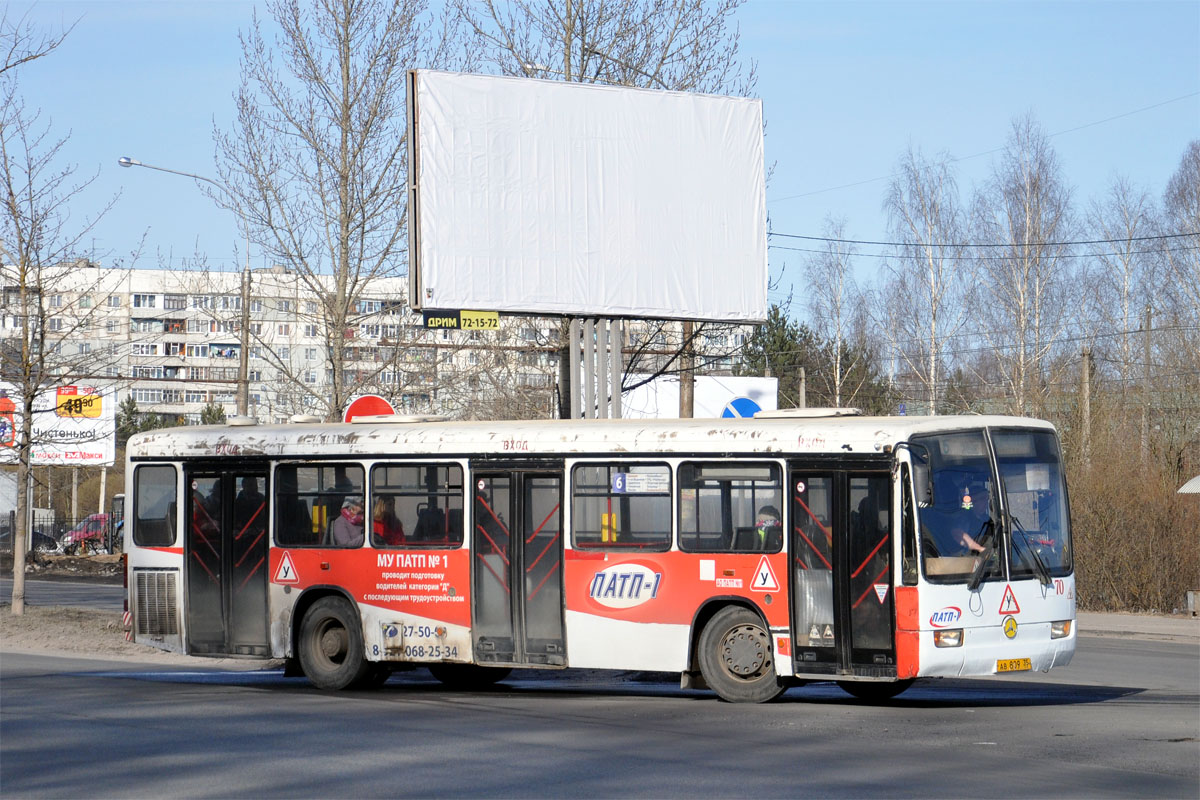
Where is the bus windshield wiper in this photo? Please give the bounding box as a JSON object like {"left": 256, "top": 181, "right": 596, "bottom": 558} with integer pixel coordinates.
{"left": 1011, "top": 514, "right": 1052, "bottom": 586}
{"left": 966, "top": 519, "right": 996, "bottom": 592}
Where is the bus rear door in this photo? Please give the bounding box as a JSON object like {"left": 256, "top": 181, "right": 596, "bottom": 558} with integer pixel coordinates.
{"left": 789, "top": 466, "right": 896, "bottom": 676}
{"left": 184, "top": 468, "right": 270, "bottom": 656}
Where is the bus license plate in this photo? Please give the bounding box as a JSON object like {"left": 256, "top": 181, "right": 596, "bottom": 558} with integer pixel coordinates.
{"left": 997, "top": 658, "right": 1032, "bottom": 672}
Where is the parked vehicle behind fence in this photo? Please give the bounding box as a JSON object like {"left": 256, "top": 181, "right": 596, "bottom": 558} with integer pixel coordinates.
{"left": 60, "top": 513, "right": 110, "bottom": 555}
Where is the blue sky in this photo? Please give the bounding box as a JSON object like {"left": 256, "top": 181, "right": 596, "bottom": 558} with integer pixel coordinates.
{"left": 9, "top": 0, "right": 1200, "bottom": 318}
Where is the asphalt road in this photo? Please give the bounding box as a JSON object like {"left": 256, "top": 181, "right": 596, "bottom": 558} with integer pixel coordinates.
{"left": 2, "top": 634, "right": 1197, "bottom": 799}
{"left": 2, "top": 579, "right": 1197, "bottom": 797}
{"left": 0, "top": 577, "right": 125, "bottom": 611}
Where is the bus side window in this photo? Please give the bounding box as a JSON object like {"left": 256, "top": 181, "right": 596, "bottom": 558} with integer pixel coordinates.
{"left": 275, "top": 464, "right": 363, "bottom": 547}
{"left": 133, "top": 465, "right": 177, "bottom": 547}
{"left": 678, "top": 462, "right": 782, "bottom": 554}
{"left": 370, "top": 463, "right": 464, "bottom": 548}
{"left": 570, "top": 463, "right": 670, "bottom": 551}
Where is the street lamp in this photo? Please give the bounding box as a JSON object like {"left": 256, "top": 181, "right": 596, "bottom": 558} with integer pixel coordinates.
{"left": 118, "top": 156, "right": 253, "bottom": 418}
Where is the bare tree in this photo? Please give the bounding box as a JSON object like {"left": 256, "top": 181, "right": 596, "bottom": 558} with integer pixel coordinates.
{"left": 881, "top": 147, "right": 969, "bottom": 414}
{"left": 457, "top": 0, "right": 755, "bottom": 92}
{"left": 1161, "top": 140, "right": 1200, "bottom": 319}
{"left": 0, "top": 8, "right": 73, "bottom": 76}
{"left": 214, "top": 0, "right": 465, "bottom": 421}
{"left": 971, "top": 115, "right": 1077, "bottom": 415}
{"left": 805, "top": 216, "right": 868, "bottom": 407}
{"left": 1153, "top": 140, "right": 1200, "bottom": 480}
{"left": 1083, "top": 176, "right": 1156, "bottom": 394}
{"left": 432, "top": 318, "right": 559, "bottom": 419}
{"left": 1, "top": 70, "right": 123, "bottom": 614}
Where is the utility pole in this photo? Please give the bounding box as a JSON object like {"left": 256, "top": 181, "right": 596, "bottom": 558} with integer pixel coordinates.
{"left": 1141, "top": 305, "right": 1151, "bottom": 461}
{"left": 679, "top": 320, "right": 694, "bottom": 418}
{"left": 798, "top": 367, "right": 807, "bottom": 409}
{"left": 1080, "top": 347, "right": 1091, "bottom": 466}
{"left": 238, "top": 265, "right": 251, "bottom": 415}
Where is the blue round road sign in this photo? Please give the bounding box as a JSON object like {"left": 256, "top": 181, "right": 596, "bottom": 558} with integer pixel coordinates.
{"left": 722, "top": 396, "right": 762, "bottom": 418}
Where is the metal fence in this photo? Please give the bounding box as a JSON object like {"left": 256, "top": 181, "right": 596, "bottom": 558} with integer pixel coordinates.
{"left": 0, "top": 511, "right": 121, "bottom": 555}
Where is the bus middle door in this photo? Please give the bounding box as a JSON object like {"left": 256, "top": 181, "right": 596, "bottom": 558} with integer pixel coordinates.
{"left": 471, "top": 466, "right": 565, "bottom": 667}
{"left": 185, "top": 468, "right": 270, "bottom": 656}
{"left": 789, "top": 467, "right": 896, "bottom": 676}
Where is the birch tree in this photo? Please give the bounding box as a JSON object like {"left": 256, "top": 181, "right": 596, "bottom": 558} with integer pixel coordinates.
{"left": 1154, "top": 140, "right": 1200, "bottom": 478}
{"left": 805, "top": 216, "right": 866, "bottom": 407}
{"left": 1084, "top": 176, "right": 1156, "bottom": 394}
{"left": 971, "top": 115, "right": 1076, "bottom": 415}
{"left": 881, "top": 148, "right": 968, "bottom": 414}
{"left": 1161, "top": 140, "right": 1200, "bottom": 320}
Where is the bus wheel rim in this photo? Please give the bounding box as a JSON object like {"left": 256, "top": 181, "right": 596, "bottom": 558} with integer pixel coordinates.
{"left": 721, "top": 623, "right": 769, "bottom": 678}
{"left": 318, "top": 621, "right": 347, "bottom": 661}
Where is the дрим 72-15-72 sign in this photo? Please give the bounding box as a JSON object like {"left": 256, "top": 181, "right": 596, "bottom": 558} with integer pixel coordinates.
{"left": 421, "top": 309, "right": 499, "bottom": 330}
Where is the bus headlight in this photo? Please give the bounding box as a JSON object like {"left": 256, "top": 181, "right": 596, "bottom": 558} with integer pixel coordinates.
{"left": 1051, "top": 620, "right": 1072, "bottom": 639}
{"left": 933, "top": 629, "right": 963, "bottom": 648}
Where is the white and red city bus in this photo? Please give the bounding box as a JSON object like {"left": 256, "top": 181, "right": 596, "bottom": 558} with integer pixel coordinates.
{"left": 122, "top": 410, "right": 1076, "bottom": 702}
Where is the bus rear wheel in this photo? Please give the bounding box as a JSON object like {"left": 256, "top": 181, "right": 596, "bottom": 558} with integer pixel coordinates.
{"left": 697, "top": 606, "right": 785, "bottom": 703}
{"left": 298, "top": 596, "right": 370, "bottom": 690}
{"left": 838, "top": 679, "right": 914, "bottom": 701}
{"left": 428, "top": 663, "right": 512, "bottom": 689}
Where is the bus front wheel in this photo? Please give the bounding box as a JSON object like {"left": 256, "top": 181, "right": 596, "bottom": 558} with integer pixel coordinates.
{"left": 697, "top": 606, "right": 786, "bottom": 703}
{"left": 298, "top": 596, "right": 370, "bottom": 690}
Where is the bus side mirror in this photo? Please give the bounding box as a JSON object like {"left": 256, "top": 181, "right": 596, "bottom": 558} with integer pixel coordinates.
{"left": 912, "top": 463, "right": 932, "bottom": 507}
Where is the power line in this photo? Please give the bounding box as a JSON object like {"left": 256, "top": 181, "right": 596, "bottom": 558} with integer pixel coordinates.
{"left": 751, "top": 323, "right": 1200, "bottom": 361}
{"left": 771, "top": 91, "right": 1200, "bottom": 202}
{"left": 768, "top": 242, "right": 1200, "bottom": 261}
{"left": 769, "top": 229, "right": 1199, "bottom": 248}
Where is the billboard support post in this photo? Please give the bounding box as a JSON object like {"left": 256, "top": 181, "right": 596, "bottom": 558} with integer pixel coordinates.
{"left": 98, "top": 467, "right": 107, "bottom": 516}
{"left": 583, "top": 319, "right": 595, "bottom": 418}
{"left": 567, "top": 318, "right": 623, "bottom": 420}
{"left": 596, "top": 321, "right": 608, "bottom": 419}
{"left": 610, "top": 321, "right": 622, "bottom": 419}
{"left": 568, "top": 319, "right": 581, "bottom": 418}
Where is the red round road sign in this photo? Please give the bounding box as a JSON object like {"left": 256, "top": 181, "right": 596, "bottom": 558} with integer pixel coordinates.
{"left": 343, "top": 394, "right": 396, "bottom": 422}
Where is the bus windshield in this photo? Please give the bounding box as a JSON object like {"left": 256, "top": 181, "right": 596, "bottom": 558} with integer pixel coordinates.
{"left": 911, "top": 431, "right": 1003, "bottom": 584}
{"left": 992, "top": 429, "right": 1072, "bottom": 579}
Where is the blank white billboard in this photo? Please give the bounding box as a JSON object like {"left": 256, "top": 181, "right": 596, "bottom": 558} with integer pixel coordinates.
{"left": 408, "top": 70, "right": 766, "bottom": 322}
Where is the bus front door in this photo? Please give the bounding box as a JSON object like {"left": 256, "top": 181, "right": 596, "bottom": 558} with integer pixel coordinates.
{"left": 789, "top": 469, "right": 896, "bottom": 676}
{"left": 471, "top": 469, "right": 565, "bottom": 666}
{"left": 185, "top": 470, "right": 270, "bottom": 656}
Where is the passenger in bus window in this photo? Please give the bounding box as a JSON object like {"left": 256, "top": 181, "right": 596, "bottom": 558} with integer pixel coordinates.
{"left": 372, "top": 496, "right": 405, "bottom": 545}
{"left": 235, "top": 477, "right": 265, "bottom": 522}
{"left": 755, "top": 505, "right": 782, "bottom": 549}
{"left": 331, "top": 496, "right": 365, "bottom": 547}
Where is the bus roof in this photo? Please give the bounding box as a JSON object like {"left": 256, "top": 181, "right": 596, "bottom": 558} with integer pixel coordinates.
{"left": 125, "top": 414, "right": 1057, "bottom": 461}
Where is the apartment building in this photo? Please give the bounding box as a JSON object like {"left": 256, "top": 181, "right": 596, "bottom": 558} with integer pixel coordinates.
{"left": 2, "top": 262, "right": 747, "bottom": 423}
